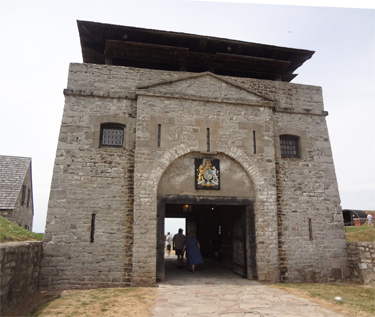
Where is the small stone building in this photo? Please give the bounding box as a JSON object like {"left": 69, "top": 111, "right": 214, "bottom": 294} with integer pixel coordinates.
{"left": 40, "top": 21, "right": 348, "bottom": 289}
{"left": 0, "top": 155, "right": 34, "bottom": 230}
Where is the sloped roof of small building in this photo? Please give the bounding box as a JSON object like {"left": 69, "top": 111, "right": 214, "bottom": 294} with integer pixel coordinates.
{"left": 342, "top": 209, "right": 368, "bottom": 218}
{"left": 77, "top": 20, "right": 315, "bottom": 82}
{"left": 0, "top": 155, "right": 31, "bottom": 209}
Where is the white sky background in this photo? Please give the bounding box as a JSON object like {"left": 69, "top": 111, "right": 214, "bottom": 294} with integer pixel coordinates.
{"left": 165, "top": 218, "right": 186, "bottom": 236}
{"left": 0, "top": 0, "right": 374, "bottom": 233}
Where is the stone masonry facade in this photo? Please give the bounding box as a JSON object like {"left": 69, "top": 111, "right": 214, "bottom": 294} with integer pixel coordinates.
{"left": 347, "top": 242, "right": 375, "bottom": 285}
{"left": 39, "top": 63, "right": 348, "bottom": 289}
{"left": 0, "top": 241, "right": 42, "bottom": 316}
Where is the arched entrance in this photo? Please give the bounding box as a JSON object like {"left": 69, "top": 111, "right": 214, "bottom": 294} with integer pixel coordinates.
{"left": 156, "top": 152, "right": 257, "bottom": 281}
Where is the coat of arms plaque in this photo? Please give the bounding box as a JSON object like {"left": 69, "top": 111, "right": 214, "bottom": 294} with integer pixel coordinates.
{"left": 195, "top": 158, "right": 220, "bottom": 190}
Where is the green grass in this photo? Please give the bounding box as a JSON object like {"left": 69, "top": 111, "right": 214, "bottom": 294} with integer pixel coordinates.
{"left": 275, "top": 283, "right": 374, "bottom": 316}
{"left": 345, "top": 223, "right": 374, "bottom": 242}
{"left": 0, "top": 215, "right": 43, "bottom": 242}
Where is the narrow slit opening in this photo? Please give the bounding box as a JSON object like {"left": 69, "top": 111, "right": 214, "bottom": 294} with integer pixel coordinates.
{"left": 207, "top": 128, "right": 210, "bottom": 152}
{"left": 253, "top": 131, "right": 256, "bottom": 154}
{"left": 90, "top": 214, "right": 96, "bottom": 243}
{"left": 157, "top": 124, "right": 161, "bottom": 148}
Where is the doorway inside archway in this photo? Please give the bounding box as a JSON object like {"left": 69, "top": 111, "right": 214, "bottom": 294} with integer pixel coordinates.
{"left": 157, "top": 196, "right": 257, "bottom": 282}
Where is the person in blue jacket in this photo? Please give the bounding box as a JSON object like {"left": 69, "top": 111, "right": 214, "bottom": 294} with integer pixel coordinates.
{"left": 182, "top": 231, "right": 203, "bottom": 273}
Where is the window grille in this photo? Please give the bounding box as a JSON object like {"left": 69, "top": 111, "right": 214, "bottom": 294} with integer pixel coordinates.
{"left": 100, "top": 124, "right": 125, "bottom": 147}
{"left": 280, "top": 135, "right": 300, "bottom": 158}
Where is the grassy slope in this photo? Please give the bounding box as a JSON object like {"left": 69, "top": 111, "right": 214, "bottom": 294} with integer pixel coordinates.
{"left": 0, "top": 215, "right": 43, "bottom": 242}
{"left": 345, "top": 223, "right": 374, "bottom": 242}
{"left": 274, "top": 283, "right": 374, "bottom": 317}
{"left": 275, "top": 224, "right": 375, "bottom": 316}
{"left": 1, "top": 212, "right": 372, "bottom": 242}
{"left": 1, "top": 214, "right": 372, "bottom": 243}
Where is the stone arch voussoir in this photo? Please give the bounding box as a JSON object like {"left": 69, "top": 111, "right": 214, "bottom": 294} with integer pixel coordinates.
{"left": 153, "top": 144, "right": 270, "bottom": 203}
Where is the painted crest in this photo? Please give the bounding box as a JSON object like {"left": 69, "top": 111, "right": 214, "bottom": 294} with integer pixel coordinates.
{"left": 195, "top": 158, "right": 220, "bottom": 190}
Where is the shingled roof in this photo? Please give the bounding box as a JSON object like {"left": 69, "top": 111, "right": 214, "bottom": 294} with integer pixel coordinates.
{"left": 0, "top": 156, "right": 31, "bottom": 210}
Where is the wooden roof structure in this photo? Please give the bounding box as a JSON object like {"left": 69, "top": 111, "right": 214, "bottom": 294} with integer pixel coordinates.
{"left": 77, "top": 20, "right": 314, "bottom": 82}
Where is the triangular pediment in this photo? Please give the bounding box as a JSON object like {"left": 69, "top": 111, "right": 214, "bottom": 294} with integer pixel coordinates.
{"left": 136, "top": 72, "right": 274, "bottom": 105}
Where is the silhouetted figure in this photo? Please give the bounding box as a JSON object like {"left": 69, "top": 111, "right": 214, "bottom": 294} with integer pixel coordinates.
{"left": 183, "top": 231, "right": 203, "bottom": 273}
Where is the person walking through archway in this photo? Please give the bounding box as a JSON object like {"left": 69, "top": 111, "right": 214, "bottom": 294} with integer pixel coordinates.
{"left": 165, "top": 232, "right": 172, "bottom": 257}
{"left": 183, "top": 231, "right": 203, "bottom": 273}
{"left": 172, "top": 228, "right": 186, "bottom": 268}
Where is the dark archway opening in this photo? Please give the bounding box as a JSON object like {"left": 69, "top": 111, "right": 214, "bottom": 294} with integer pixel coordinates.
{"left": 157, "top": 195, "right": 257, "bottom": 282}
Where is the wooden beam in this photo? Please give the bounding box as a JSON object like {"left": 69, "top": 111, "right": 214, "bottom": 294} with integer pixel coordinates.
{"left": 214, "top": 53, "right": 290, "bottom": 74}
{"left": 103, "top": 40, "right": 294, "bottom": 79}
{"left": 105, "top": 40, "right": 189, "bottom": 64}
{"left": 83, "top": 47, "right": 104, "bottom": 64}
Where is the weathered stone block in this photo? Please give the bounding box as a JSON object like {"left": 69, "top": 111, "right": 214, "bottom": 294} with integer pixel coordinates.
{"left": 330, "top": 268, "right": 342, "bottom": 279}
{"left": 0, "top": 242, "right": 43, "bottom": 316}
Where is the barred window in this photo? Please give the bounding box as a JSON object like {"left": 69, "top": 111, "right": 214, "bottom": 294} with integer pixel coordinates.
{"left": 280, "top": 135, "right": 300, "bottom": 158}
{"left": 100, "top": 124, "right": 125, "bottom": 147}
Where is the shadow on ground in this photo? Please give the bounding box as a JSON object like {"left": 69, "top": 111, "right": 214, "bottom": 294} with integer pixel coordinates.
{"left": 163, "top": 255, "right": 255, "bottom": 286}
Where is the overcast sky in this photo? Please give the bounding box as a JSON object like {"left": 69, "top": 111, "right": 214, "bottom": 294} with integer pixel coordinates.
{"left": 1, "top": 0, "right": 374, "bottom": 233}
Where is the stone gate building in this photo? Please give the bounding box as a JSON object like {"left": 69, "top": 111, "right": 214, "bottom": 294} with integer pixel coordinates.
{"left": 39, "top": 21, "right": 349, "bottom": 289}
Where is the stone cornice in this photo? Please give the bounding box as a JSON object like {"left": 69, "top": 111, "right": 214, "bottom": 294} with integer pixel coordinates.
{"left": 273, "top": 106, "right": 328, "bottom": 117}
{"left": 136, "top": 90, "right": 274, "bottom": 107}
{"left": 63, "top": 89, "right": 328, "bottom": 116}
{"left": 63, "top": 89, "right": 136, "bottom": 99}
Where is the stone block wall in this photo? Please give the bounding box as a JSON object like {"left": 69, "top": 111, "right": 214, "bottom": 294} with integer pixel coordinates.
{"left": 0, "top": 240, "right": 370, "bottom": 317}
{"left": 41, "top": 63, "right": 348, "bottom": 288}
{"left": 347, "top": 242, "right": 375, "bottom": 285}
{"left": 273, "top": 110, "right": 348, "bottom": 283}
{"left": 39, "top": 92, "right": 136, "bottom": 289}
{"left": 0, "top": 241, "right": 42, "bottom": 316}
